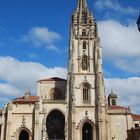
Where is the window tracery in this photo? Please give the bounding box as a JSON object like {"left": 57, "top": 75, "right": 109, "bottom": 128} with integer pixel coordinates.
{"left": 81, "top": 55, "right": 89, "bottom": 70}
{"left": 82, "top": 83, "right": 90, "bottom": 103}
{"left": 82, "top": 29, "right": 86, "bottom": 36}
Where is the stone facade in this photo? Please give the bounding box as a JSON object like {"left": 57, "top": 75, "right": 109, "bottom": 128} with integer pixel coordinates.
{"left": 0, "top": 0, "right": 140, "bottom": 140}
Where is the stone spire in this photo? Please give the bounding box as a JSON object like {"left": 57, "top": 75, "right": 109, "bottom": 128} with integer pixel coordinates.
{"left": 76, "top": 0, "right": 91, "bottom": 24}
{"left": 77, "top": 0, "right": 88, "bottom": 13}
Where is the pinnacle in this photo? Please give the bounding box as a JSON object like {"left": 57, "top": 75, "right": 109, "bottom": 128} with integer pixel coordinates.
{"left": 77, "top": 0, "right": 89, "bottom": 13}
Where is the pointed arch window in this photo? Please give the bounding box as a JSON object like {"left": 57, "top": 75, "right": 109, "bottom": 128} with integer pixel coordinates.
{"left": 81, "top": 55, "right": 89, "bottom": 70}
{"left": 82, "top": 83, "right": 90, "bottom": 103}
{"left": 83, "top": 41, "right": 87, "bottom": 50}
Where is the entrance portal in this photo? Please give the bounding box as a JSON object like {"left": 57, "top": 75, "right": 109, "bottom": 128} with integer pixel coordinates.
{"left": 82, "top": 122, "right": 93, "bottom": 140}
{"left": 46, "top": 110, "right": 65, "bottom": 140}
{"left": 19, "top": 130, "right": 29, "bottom": 140}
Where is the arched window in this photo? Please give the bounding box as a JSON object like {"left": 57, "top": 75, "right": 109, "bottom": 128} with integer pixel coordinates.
{"left": 112, "top": 99, "right": 116, "bottom": 105}
{"left": 82, "top": 29, "right": 86, "bottom": 36}
{"left": 83, "top": 83, "right": 90, "bottom": 103}
{"left": 81, "top": 55, "right": 89, "bottom": 70}
{"left": 83, "top": 42, "right": 87, "bottom": 50}
{"left": 50, "top": 88, "right": 64, "bottom": 100}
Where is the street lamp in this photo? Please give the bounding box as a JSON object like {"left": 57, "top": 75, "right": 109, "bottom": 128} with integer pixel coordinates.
{"left": 137, "top": 12, "right": 140, "bottom": 32}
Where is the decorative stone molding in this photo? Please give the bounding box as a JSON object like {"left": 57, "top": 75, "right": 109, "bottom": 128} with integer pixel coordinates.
{"left": 35, "top": 102, "right": 40, "bottom": 110}
{"left": 7, "top": 103, "right": 12, "bottom": 111}
{"left": 21, "top": 115, "right": 26, "bottom": 127}
{"left": 76, "top": 118, "right": 94, "bottom": 129}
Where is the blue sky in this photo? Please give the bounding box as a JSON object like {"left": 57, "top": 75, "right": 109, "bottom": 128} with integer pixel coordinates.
{"left": 0, "top": 0, "right": 140, "bottom": 113}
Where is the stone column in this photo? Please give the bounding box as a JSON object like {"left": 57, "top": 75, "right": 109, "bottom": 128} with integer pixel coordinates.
{"left": 34, "top": 103, "right": 40, "bottom": 140}
{"left": 65, "top": 122, "right": 68, "bottom": 140}
{"left": 42, "top": 117, "right": 47, "bottom": 140}
{"left": 5, "top": 103, "right": 12, "bottom": 140}
{"left": 72, "top": 121, "right": 76, "bottom": 140}
{"left": 0, "top": 110, "right": 5, "bottom": 140}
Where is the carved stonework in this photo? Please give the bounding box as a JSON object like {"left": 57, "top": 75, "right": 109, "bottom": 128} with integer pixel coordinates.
{"left": 81, "top": 55, "right": 89, "bottom": 70}
{"left": 7, "top": 103, "right": 12, "bottom": 111}
{"left": 85, "top": 110, "right": 88, "bottom": 117}
{"left": 35, "top": 102, "right": 40, "bottom": 110}
{"left": 21, "top": 115, "right": 26, "bottom": 127}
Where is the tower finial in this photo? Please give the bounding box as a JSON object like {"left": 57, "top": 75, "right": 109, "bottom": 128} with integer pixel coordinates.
{"left": 76, "top": 0, "right": 91, "bottom": 24}
{"left": 24, "top": 88, "right": 31, "bottom": 99}
{"left": 77, "top": 0, "right": 88, "bottom": 13}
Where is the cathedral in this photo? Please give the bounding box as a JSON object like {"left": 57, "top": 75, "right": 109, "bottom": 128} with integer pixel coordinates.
{"left": 0, "top": 0, "right": 140, "bottom": 140}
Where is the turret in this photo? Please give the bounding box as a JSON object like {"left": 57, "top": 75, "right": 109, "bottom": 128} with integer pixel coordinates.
{"left": 24, "top": 88, "right": 31, "bottom": 99}
{"left": 108, "top": 90, "right": 118, "bottom": 106}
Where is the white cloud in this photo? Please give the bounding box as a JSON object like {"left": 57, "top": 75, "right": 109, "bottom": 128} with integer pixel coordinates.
{"left": 0, "top": 97, "right": 10, "bottom": 104}
{"left": 99, "top": 20, "right": 140, "bottom": 58}
{"left": 95, "top": 0, "right": 138, "bottom": 15}
{"left": 0, "top": 56, "right": 67, "bottom": 98}
{"left": 115, "top": 59, "right": 140, "bottom": 74}
{"left": 98, "top": 20, "right": 140, "bottom": 73}
{"left": 0, "top": 83, "right": 20, "bottom": 96}
{"left": 21, "top": 27, "right": 62, "bottom": 51}
{"left": 105, "top": 77, "right": 140, "bottom": 113}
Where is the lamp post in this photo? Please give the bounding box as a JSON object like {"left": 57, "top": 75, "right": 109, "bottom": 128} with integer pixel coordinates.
{"left": 137, "top": 12, "right": 140, "bottom": 32}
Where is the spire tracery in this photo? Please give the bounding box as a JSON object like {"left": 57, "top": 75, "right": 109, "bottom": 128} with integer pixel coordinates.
{"left": 77, "top": 0, "right": 88, "bottom": 13}
{"left": 74, "top": 0, "right": 94, "bottom": 24}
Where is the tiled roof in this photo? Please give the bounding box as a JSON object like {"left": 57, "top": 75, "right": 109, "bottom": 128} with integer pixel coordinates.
{"left": 12, "top": 96, "right": 39, "bottom": 104}
{"left": 132, "top": 114, "right": 140, "bottom": 121}
{"left": 38, "top": 77, "right": 67, "bottom": 82}
{"left": 108, "top": 105, "right": 128, "bottom": 110}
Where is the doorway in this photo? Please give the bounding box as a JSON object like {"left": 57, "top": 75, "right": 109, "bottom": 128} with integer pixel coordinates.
{"left": 46, "top": 110, "right": 65, "bottom": 140}
{"left": 82, "top": 122, "right": 93, "bottom": 140}
{"left": 19, "top": 129, "right": 29, "bottom": 140}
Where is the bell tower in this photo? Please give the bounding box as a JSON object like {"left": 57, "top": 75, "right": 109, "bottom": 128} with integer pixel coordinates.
{"left": 67, "top": 0, "right": 108, "bottom": 140}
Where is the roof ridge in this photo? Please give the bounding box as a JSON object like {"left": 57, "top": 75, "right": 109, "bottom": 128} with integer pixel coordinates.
{"left": 38, "top": 77, "right": 67, "bottom": 82}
